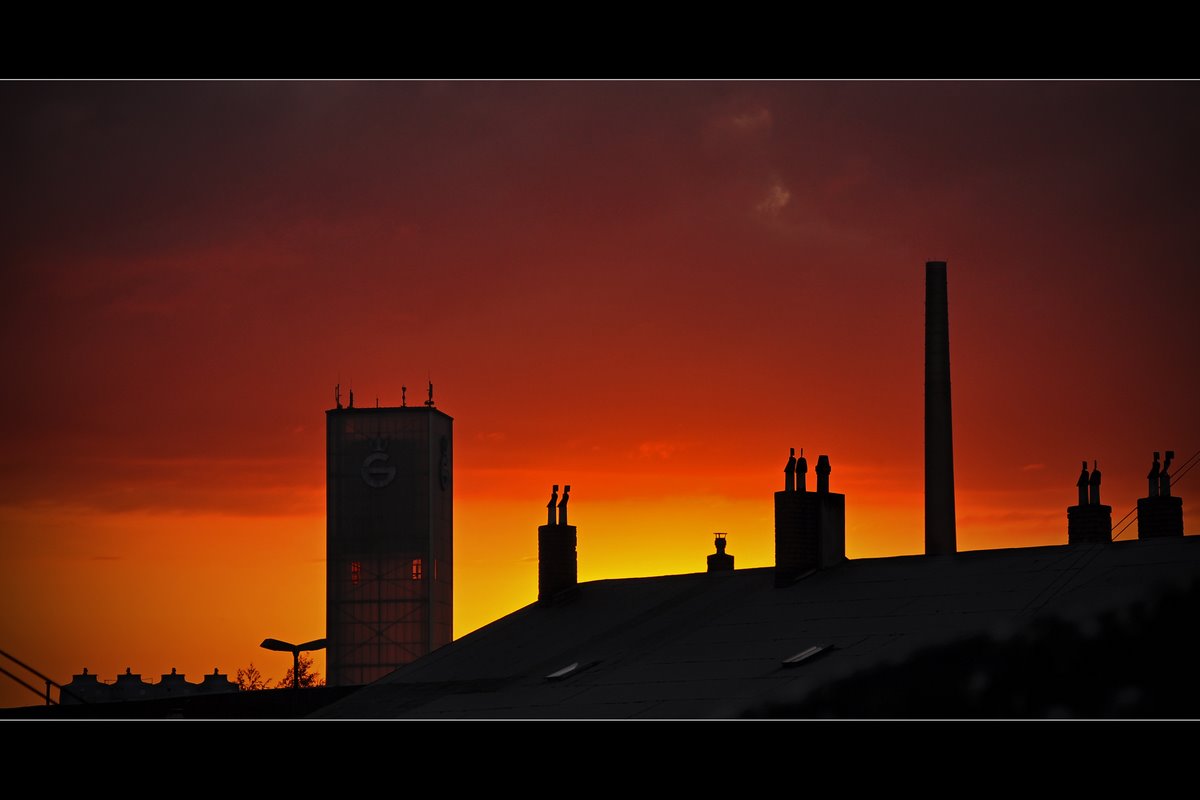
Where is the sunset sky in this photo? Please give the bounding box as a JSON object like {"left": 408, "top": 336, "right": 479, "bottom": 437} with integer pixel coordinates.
{"left": 2, "top": 80, "right": 1197, "bottom": 707}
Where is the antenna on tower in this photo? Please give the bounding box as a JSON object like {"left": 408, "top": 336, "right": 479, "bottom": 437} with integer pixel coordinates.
{"left": 335, "top": 383, "right": 342, "bottom": 410}
{"left": 401, "top": 386, "right": 407, "bottom": 407}
{"left": 425, "top": 379, "right": 435, "bottom": 407}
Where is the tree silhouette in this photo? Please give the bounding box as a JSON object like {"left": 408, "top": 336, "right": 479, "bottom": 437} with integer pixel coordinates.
{"left": 277, "top": 652, "right": 325, "bottom": 689}
{"left": 236, "top": 662, "right": 274, "bottom": 691}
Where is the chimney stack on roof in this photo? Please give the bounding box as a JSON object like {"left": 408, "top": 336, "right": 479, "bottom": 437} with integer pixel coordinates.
{"left": 1138, "top": 450, "right": 1184, "bottom": 538}
{"left": 774, "top": 448, "right": 845, "bottom": 586}
{"left": 707, "top": 533, "right": 734, "bottom": 573}
{"left": 539, "top": 484, "right": 578, "bottom": 603}
{"left": 1067, "top": 458, "right": 1112, "bottom": 544}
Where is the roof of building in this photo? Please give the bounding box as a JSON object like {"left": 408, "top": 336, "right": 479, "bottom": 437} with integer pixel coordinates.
{"left": 315, "top": 534, "right": 1200, "bottom": 719}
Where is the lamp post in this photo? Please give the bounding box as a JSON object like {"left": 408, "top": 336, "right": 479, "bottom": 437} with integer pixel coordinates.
{"left": 260, "top": 637, "right": 326, "bottom": 689}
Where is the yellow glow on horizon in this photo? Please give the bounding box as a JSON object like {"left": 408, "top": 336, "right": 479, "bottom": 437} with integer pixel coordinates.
{"left": 0, "top": 474, "right": 1181, "bottom": 709}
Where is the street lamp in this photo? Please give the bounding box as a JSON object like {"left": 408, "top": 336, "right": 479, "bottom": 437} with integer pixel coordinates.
{"left": 260, "top": 637, "right": 326, "bottom": 689}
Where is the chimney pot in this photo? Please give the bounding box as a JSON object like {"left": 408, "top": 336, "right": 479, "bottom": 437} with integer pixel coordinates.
{"left": 539, "top": 485, "right": 578, "bottom": 602}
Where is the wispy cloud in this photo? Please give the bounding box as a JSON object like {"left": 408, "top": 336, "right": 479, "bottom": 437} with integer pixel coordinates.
{"left": 636, "top": 441, "right": 679, "bottom": 460}
{"left": 756, "top": 177, "right": 791, "bottom": 218}
{"left": 1021, "top": 463, "right": 1047, "bottom": 471}
{"left": 704, "top": 103, "right": 773, "bottom": 146}
{"left": 731, "top": 107, "right": 772, "bottom": 134}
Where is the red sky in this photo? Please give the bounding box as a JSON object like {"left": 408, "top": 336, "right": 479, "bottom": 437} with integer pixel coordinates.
{"left": 2, "top": 80, "right": 1198, "bottom": 707}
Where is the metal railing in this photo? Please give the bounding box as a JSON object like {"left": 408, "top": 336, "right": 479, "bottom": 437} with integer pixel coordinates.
{"left": 0, "top": 649, "right": 85, "bottom": 706}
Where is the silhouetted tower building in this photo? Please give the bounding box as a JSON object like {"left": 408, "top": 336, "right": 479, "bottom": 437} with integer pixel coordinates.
{"left": 326, "top": 385, "right": 452, "bottom": 686}
{"left": 707, "top": 533, "right": 734, "bottom": 572}
{"left": 1067, "top": 459, "right": 1112, "bottom": 544}
{"left": 775, "top": 448, "right": 845, "bottom": 586}
{"left": 539, "top": 484, "right": 578, "bottom": 603}
{"left": 925, "top": 261, "right": 957, "bottom": 555}
{"left": 1138, "top": 450, "right": 1184, "bottom": 538}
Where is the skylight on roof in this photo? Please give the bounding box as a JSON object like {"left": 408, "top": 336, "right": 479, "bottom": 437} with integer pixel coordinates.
{"left": 545, "top": 662, "right": 580, "bottom": 681}
{"left": 782, "top": 644, "right": 831, "bottom": 668}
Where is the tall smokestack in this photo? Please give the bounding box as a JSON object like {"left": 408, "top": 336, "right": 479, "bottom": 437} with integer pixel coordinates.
{"left": 925, "top": 261, "right": 957, "bottom": 555}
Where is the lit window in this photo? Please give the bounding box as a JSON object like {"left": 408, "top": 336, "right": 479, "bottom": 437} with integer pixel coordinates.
{"left": 351, "top": 561, "right": 361, "bottom": 586}
{"left": 411, "top": 559, "right": 423, "bottom": 581}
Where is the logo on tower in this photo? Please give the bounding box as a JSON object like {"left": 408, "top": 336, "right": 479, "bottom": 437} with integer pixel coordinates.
{"left": 439, "top": 435, "right": 449, "bottom": 490}
{"left": 361, "top": 437, "right": 397, "bottom": 488}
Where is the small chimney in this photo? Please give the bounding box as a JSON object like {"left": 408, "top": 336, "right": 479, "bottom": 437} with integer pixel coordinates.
{"left": 1067, "top": 458, "right": 1112, "bottom": 544}
{"left": 707, "top": 532, "right": 734, "bottom": 572}
{"left": 1138, "top": 450, "right": 1184, "bottom": 538}
{"left": 538, "top": 484, "right": 578, "bottom": 603}
{"left": 774, "top": 450, "right": 846, "bottom": 586}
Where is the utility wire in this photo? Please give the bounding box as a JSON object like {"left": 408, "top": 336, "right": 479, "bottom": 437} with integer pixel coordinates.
{"left": 1111, "top": 449, "right": 1198, "bottom": 541}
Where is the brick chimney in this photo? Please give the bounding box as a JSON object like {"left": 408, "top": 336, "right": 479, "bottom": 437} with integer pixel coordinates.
{"left": 538, "top": 484, "right": 578, "bottom": 603}
{"left": 775, "top": 449, "right": 845, "bottom": 586}
{"left": 1067, "top": 459, "right": 1112, "bottom": 544}
{"left": 1138, "top": 450, "right": 1184, "bottom": 538}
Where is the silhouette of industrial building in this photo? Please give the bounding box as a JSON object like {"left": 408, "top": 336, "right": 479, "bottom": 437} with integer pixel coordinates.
{"left": 10, "top": 261, "right": 1196, "bottom": 719}
{"left": 325, "top": 384, "right": 452, "bottom": 686}
{"left": 316, "top": 461, "right": 1195, "bottom": 718}
{"left": 15, "top": 454, "right": 1195, "bottom": 719}
{"left": 311, "top": 261, "right": 1197, "bottom": 719}
{"left": 314, "top": 455, "right": 1195, "bottom": 719}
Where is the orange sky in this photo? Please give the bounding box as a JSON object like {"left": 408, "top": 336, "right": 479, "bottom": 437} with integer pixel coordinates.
{"left": 2, "top": 80, "right": 1198, "bottom": 708}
